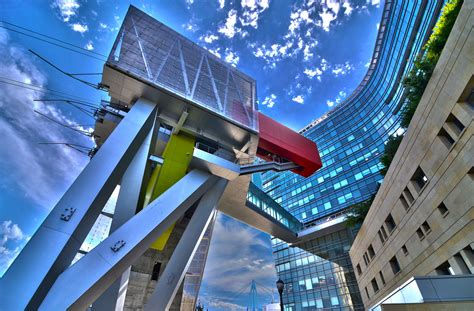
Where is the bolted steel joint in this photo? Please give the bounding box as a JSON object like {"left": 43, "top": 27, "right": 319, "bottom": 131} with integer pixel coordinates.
{"left": 110, "top": 240, "right": 126, "bottom": 252}
{"left": 60, "top": 207, "right": 77, "bottom": 222}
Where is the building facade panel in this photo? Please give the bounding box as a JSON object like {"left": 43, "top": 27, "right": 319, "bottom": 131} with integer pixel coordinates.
{"left": 262, "top": 1, "right": 444, "bottom": 310}
{"left": 349, "top": 1, "right": 474, "bottom": 308}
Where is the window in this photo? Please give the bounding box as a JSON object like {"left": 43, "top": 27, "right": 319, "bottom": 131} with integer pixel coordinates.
{"left": 365, "top": 287, "right": 370, "bottom": 299}
{"left": 379, "top": 271, "right": 386, "bottom": 285}
{"left": 316, "top": 299, "right": 323, "bottom": 308}
{"left": 384, "top": 214, "right": 396, "bottom": 233}
{"left": 371, "top": 278, "right": 379, "bottom": 293}
{"left": 389, "top": 256, "right": 401, "bottom": 274}
{"left": 422, "top": 221, "right": 431, "bottom": 234}
{"left": 151, "top": 261, "right": 162, "bottom": 281}
{"left": 400, "top": 195, "right": 410, "bottom": 211}
{"left": 403, "top": 187, "right": 415, "bottom": 204}
{"left": 438, "top": 202, "right": 449, "bottom": 216}
{"left": 324, "top": 202, "right": 332, "bottom": 210}
{"left": 402, "top": 245, "right": 409, "bottom": 256}
{"left": 416, "top": 228, "right": 425, "bottom": 240}
{"left": 380, "top": 226, "right": 388, "bottom": 241}
{"left": 446, "top": 113, "right": 465, "bottom": 136}
{"left": 412, "top": 167, "right": 428, "bottom": 192}
{"left": 331, "top": 296, "right": 339, "bottom": 306}
{"left": 435, "top": 261, "right": 455, "bottom": 275}
{"left": 356, "top": 264, "right": 362, "bottom": 276}
{"left": 378, "top": 230, "right": 385, "bottom": 244}
{"left": 363, "top": 253, "right": 369, "bottom": 266}
{"left": 368, "top": 244, "right": 375, "bottom": 260}
{"left": 438, "top": 127, "right": 455, "bottom": 148}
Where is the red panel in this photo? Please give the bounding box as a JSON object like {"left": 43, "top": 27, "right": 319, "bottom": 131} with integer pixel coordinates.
{"left": 257, "top": 112, "right": 322, "bottom": 177}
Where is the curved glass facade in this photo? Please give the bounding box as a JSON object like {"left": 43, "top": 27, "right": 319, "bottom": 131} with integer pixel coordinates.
{"left": 261, "top": 1, "right": 444, "bottom": 310}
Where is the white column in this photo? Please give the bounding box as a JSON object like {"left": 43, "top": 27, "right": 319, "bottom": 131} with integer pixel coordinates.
{"left": 144, "top": 179, "right": 228, "bottom": 311}
{"left": 0, "top": 99, "right": 158, "bottom": 311}
{"left": 92, "top": 120, "right": 158, "bottom": 311}
{"left": 39, "top": 170, "right": 218, "bottom": 311}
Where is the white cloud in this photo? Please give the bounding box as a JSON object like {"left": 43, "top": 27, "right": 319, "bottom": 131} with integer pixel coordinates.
{"left": 371, "top": 0, "right": 381, "bottom": 7}
{"left": 71, "top": 23, "right": 88, "bottom": 33}
{"left": 224, "top": 48, "right": 239, "bottom": 66}
{"left": 335, "top": 90, "right": 347, "bottom": 103}
{"left": 365, "top": 61, "right": 371, "bottom": 68}
{"left": 183, "top": 20, "right": 198, "bottom": 32}
{"left": 200, "top": 33, "right": 219, "bottom": 43}
{"left": 292, "top": 95, "right": 304, "bottom": 104}
{"left": 51, "top": 0, "right": 80, "bottom": 22}
{"left": 326, "top": 90, "right": 347, "bottom": 109}
{"left": 0, "top": 220, "right": 25, "bottom": 246}
{"left": 217, "top": 0, "right": 225, "bottom": 9}
{"left": 332, "top": 61, "right": 354, "bottom": 77}
{"left": 0, "top": 28, "right": 91, "bottom": 209}
{"left": 303, "top": 58, "right": 329, "bottom": 81}
{"left": 343, "top": 1, "right": 353, "bottom": 16}
{"left": 303, "top": 68, "right": 322, "bottom": 80}
{"left": 206, "top": 47, "right": 221, "bottom": 58}
{"left": 0, "top": 220, "right": 29, "bottom": 276}
{"left": 199, "top": 297, "right": 246, "bottom": 311}
{"left": 84, "top": 40, "right": 94, "bottom": 50}
{"left": 261, "top": 94, "right": 276, "bottom": 108}
{"left": 218, "top": 9, "right": 239, "bottom": 38}
{"left": 238, "top": 0, "right": 271, "bottom": 30}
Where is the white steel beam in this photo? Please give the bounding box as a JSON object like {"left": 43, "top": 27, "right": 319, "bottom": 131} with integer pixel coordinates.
{"left": 39, "top": 170, "right": 218, "bottom": 311}
{"left": 144, "top": 179, "right": 228, "bottom": 311}
{"left": 0, "top": 99, "right": 158, "bottom": 311}
{"left": 92, "top": 121, "right": 158, "bottom": 311}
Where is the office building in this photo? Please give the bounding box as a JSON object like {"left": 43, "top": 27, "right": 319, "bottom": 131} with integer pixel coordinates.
{"left": 349, "top": 1, "right": 474, "bottom": 309}
{"left": 261, "top": 1, "right": 444, "bottom": 310}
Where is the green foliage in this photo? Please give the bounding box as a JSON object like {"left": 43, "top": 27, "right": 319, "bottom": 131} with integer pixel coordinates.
{"left": 345, "top": 197, "right": 374, "bottom": 228}
{"left": 381, "top": 0, "right": 463, "bottom": 175}
{"left": 400, "top": 57, "right": 435, "bottom": 128}
{"left": 379, "top": 135, "right": 403, "bottom": 176}
{"left": 400, "top": 0, "right": 463, "bottom": 129}
{"left": 424, "top": 0, "right": 463, "bottom": 63}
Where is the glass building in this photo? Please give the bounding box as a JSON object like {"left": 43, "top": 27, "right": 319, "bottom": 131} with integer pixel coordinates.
{"left": 260, "top": 1, "right": 444, "bottom": 310}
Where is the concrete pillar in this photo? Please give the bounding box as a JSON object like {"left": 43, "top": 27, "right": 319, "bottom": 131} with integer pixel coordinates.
{"left": 145, "top": 179, "right": 228, "bottom": 310}
{"left": 38, "top": 170, "right": 217, "bottom": 310}
{"left": 459, "top": 249, "right": 474, "bottom": 274}
{"left": 448, "top": 254, "right": 470, "bottom": 275}
{"left": 92, "top": 121, "right": 158, "bottom": 311}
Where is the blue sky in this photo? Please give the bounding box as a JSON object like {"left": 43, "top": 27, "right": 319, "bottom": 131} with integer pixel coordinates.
{"left": 0, "top": 0, "right": 382, "bottom": 309}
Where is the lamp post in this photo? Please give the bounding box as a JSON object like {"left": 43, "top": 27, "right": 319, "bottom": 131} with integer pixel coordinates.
{"left": 276, "top": 279, "right": 285, "bottom": 311}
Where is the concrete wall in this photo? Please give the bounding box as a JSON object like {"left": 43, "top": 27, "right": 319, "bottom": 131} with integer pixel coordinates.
{"left": 349, "top": 0, "right": 474, "bottom": 309}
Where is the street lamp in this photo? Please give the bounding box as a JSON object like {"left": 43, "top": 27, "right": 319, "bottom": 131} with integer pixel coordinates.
{"left": 276, "top": 279, "right": 285, "bottom": 311}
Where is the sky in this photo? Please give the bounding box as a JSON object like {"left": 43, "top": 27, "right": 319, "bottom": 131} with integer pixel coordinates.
{"left": 0, "top": 0, "right": 383, "bottom": 309}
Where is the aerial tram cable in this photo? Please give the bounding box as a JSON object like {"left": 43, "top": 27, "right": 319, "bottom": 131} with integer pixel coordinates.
{"left": 28, "top": 49, "right": 109, "bottom": 91}
{"left": 38, "top": 142, "right": 97, "bottom": 158}
{"left": 0, "top": 20, "right": 107, "bottom": 61}
{"left": 33, "top": 110, "right": 99, "bottom": 138}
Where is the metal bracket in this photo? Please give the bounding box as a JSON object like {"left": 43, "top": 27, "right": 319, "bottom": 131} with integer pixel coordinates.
{"left": 110, "top": 240, "right": 126, "bottom": 253}
{"left": 60, "top": 207, "right": 76, "bottom": 221}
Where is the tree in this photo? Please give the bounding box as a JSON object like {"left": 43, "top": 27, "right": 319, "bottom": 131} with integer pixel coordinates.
{"left": 345, "top": 197, "right": 374, "bottom": 228}
{"left": 379, "top": 135, "right": 403, "bottom": 176}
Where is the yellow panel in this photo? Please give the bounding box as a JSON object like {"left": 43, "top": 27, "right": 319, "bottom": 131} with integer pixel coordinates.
{"left": 143, "top": 132, "right": 195, "bottom": 250}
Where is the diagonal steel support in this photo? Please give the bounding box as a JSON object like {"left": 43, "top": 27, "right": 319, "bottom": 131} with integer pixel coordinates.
{"left": 144, "top": 178, "right": 228, "bottom": 311}
{"left": 39, "top": 170, "right": 218, "bottom": 310}
{"left": 0, "top": 99, "right": 158, "bottom": 311}
{"left": 91, "top": 121, "right": 158, "bottom": 311}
